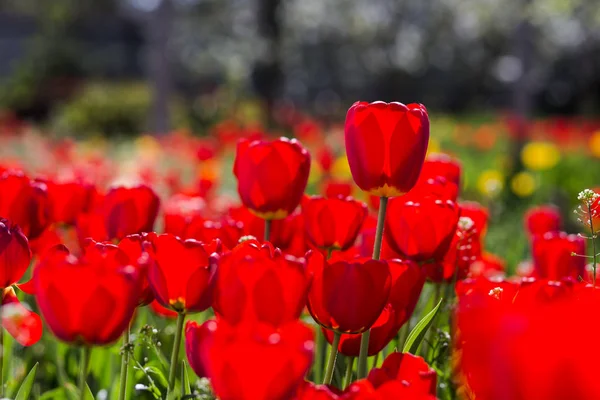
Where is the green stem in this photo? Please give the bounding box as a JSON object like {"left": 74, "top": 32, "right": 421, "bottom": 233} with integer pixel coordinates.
{"left": 168, "top": 312, "right": 186, "bottom": 392}
{"left": 344, "top": 357, "right": 355, "bottom": 389}
{"left": 357, "top": 196, "right": 388, "bottom": 379}
{"left": 323, "top": 332, "right": 341, "bottom": 385}
{"left": 78, "top": 346, "right": 92, "bottom": 400}
{"left": 0, "top": 301, "right": 3, "bottom": 398}
{"left": 589, "top": 203, "right": 597, "bottom": 288}
{"left": 264, "top": 219, "right": 272, "bottom": 242}
{"left": 118, "top": 328, "right": 131, "bottom": 400}
{"left": 313, "top": 328, "right": 324, "bottom": 383}
{"left": 373, "top": 352, "right": 380, "bottom": 368}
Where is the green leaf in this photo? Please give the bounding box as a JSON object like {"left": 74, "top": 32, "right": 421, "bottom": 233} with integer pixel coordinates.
{"left": 145, "top": 364, "right": 168, "bottom": 389}
{"left": 40, "top": 387, "right": 67, "bottom": 400}
{"left": 181, "top": 360, "right": 191, "bottom": 395}
{"left": 14, "top": 362, "right": 38, "bottom": 400}
{"left": 84, "top": 382, "right": 95, "bottom": 400}
{"left": 402, "top": 298, "right": 443, "bottom": 354}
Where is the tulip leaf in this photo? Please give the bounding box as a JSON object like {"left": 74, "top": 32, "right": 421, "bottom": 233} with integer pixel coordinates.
{"left": 14, "top": 362, "right": 38, "bottom": 400}
{"left": 403, "top": 298, "right": 443, "bottom": 354}
{"left": 181, "top": 360, "right": 191, "bottom": 395}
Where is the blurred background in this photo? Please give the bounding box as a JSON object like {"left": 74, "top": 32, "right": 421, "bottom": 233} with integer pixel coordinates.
{"left": 1, "top": 0, "right": 600, "bottom": 269}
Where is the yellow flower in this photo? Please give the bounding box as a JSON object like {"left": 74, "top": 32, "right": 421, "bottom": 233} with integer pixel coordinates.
{"left": 477, "top": 170, "right": 504, "bottom": 198}
{"left": 510, "top": 171, "right": 536, "bottom": 197}
{"left": 521, "top": 141, "right": 560, "bottom": 171}
{"left": 589, "top": 131, "right": 600, "bottom": 158}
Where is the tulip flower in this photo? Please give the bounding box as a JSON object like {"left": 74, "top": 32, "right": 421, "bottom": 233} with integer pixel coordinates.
{"left": 0, "top": 218, "right": 32, "bottom": 288}
{"left": 233, "top": 137, "right": 311, "bottom": 221}
{"left": 212, "top": 239, "right": 309, "bottom": 327}
{"left": 1, "top": 287, "right": 42, "bottom": 346}
{"left": 385, "top": 195, "right": 460, "bottom": 263}
{"left": 307, "top": 251, "right": 391, "bottom": 383}
{"left": 46, "top": 179, "right": 96, "bottom": 225}
{"left": 457, "top": 277, "right": 600, "bottom": 400}
{"left": 303, "top": 196, "right": 368, "bottom": 251}
{"left": 185, "top": 319, "right": 314, "bottom": 400}
{"left": 102, "top": 184, "right": 160, "bottom": 240}
{"left": 367, "top": 352, "right": 437, "bottom": 396}
{"left": 418, "top": 153, "right": 462, "bottom": 188}
{"left": 344, "top": 101, "right": 429, "bottom": 197}
{"left": 0, "top": 171, "right": 51, "bottom": 239}
{"left": 345, "top": 100, "right": 429, "bottom": 378}
{"left": 324, "top": 259, "right": 425, "bottom": 357}
{"left": 532, "top": 231, "right": 585, "bottom": 280}
{"left": 145, "top": 233, "right": 221, "bottom": 390}
{"left": 524, "top": 205, "right": 562, "bottom": 237}
{"left": 33, "top": 243, "right": 143, "bottom": 344}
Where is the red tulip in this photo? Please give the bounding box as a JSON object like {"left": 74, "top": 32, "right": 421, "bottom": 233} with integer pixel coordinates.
{"left": 0, "top": 218, "right": 32, "bottom": 288}
{"left": 469, "top": 252, "right": 506, "bottom": 278}
{"left": 146, "top": 234, "right": 221, "bottom": 313}
{"left": 117, "top": 234, "right": 155, "bottom": 305}
{"left": 234, "top": 138, "right": 311, "bottom": 219}
{"left": 324, "top": 259, "right": 425, "bottom": 356}
{"left": 149, "top": 299, "right": 178, "bottom": 319}
{"left": 307, "top": 252, "right": 391, "bottom": 334}
{"left": 408, "top": 176, "right": 458, "bottom": 202}
{"left": 46, "top": 179, "right": 96, "bottom": 225}
{"left": 102, "top": 184, "right": 160, "bottom": 240}
{"left": 0, "top": 171, "right": 51, "bottom": 239}
{"left": 385, "top": 195, "right": 459, "bottom": 263}
{"left": 163, "top": 194, "right": 206, "bottom": 237}
{"left": 303, "top": 196, "right": 367, "bottom": 251}
{"left": 2, "top": 287, "right": 42, "bottom": 346}
{"left": 457, "top": 278, "right": 600, "bottom": 399}
{"left": 532, "top": 231, "right": 585, "bottom": 280}
{"left": 294, "top": 381, "right": 339, "bottom": 399}
{"left": 185, "top": 319, "right": 314, "bottom": 400}
{"left": 459, "top": 201, "right": 489, "bottom": 239}
{"left": 212, "top": 239, "right": 309, "bottom": 327}
{"left": 524, "top": 205, "right": 562, "bottom": 237}
{"left": 417, "top": 153, "right": 461, "bottom": 188}
{"left": 367, "top": 352, "right": 437, "bottom": 396}
{"left": 344, "top": 101, "right": 429, "bottom": 197}
{"left": 33, "top": 243, "right": 143, "bottom": 345}
{"left": 322, "top": 180, "right": 354, "bottom": 199}
{"left": 343, "top": 379, "right": 436, "bottom": 400}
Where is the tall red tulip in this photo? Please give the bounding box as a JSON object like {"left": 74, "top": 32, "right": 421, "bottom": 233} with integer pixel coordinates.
{"left": 33, "top": 243, "right": 143, "bottom": 345}
{"left": 234, "top": 138, "right": 311, "bottom": 219}
{"left": 0, "top": 218, "right": 32, "bottom": 288}
{"left": 0, "top": 171, "right": 51, "bottom": 239}
{"left": 307, "top": 251, "right": 391, "bottom": 334}
{"left": 186, "top": 319, "right": 314, "bottom": 400}
{"left": 303, "top": 196, "right": 368, "bottom": 251}
{"left": 117, "top": 234, "right": 155, "bottom": 305}
{"left": 102, "top": 184, "right": 160, "bottom": 240}
{"left": 385, "top": 195, "right": 460, "bottom": 263}
{"left": 532, "top": 231, "right": 585, "bottom": 280}
{"left": 344, "top": 101, "right": 429, "bottom": 197}
{"left": 146, "top": 234, "right": 221, "bottom": 313}
{"left": 524, "top": 205, "right": 562, "bottom": 237}
{"left": 212, "top": 239, "right": 309, "bottom": 327}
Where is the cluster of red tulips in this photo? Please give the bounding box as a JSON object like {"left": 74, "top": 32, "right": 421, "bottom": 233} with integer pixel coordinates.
{"left": 0, "top": 100, "right": 599, "bottom": 399}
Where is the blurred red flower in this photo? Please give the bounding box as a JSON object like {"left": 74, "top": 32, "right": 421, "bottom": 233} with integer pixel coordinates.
{"left": 303, "top": 196, "right": 367, "bottom": 251}
{"left": 344, "top": 101, "right": 429, "bottom": 197}
{"left": 524, "top": 205, "right": 562, "bottom": 237}
{"left": 385, "top": 195, "right": 459, "bottom": 263}
{"left": 2, "top": 287, "right": 42, "bottom": 346}
{"left": 212, "top": 239, "right": 309, "bottom": 327}
{"left": 46, "top": 179, "right": 96, "bottom": 225}
{"left": 102, "top": 184, "right": 160, "bottom": 240}
{"left": 417, "top": 153, "right": 462, "bottom": 188}
{"left": 532, "top": 231, "right": 585, "bottom": 280}
{"left": 234, "top": 138, "right": 311, "bottom": 220}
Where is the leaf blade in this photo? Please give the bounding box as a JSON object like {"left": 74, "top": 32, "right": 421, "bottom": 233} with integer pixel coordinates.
{"left": 402, "top": 298, "right": 443, "bottom": 354}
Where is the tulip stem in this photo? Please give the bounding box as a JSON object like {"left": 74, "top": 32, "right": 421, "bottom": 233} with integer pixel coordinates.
{"left": 323, "top": 332, "right": 341, "bottom": 385}
{"left": 0, "top": 302, "right": 3, "bottom": 398}
{"left": 118, "top": 328, "right": 131, "bottom": 400}
{"left": 357, "top": 196, "right": 388, "bottom": 379}
{"left": 588, "top": 202, "right": 597, "bottom": 288}
{"left": 313, "top": 328, "right": 324, "bottom": 383}
{"left": 78, "top": 346, "right": 91, "bottom": 400}
{"left": 344, "top": 357, "right": 355, "bottom": 389}
{"left": 264, "top": 219, "right": 272, "bottom": 242}
{"left": 168, "top": 312, "right": 186, "bottom": 393}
